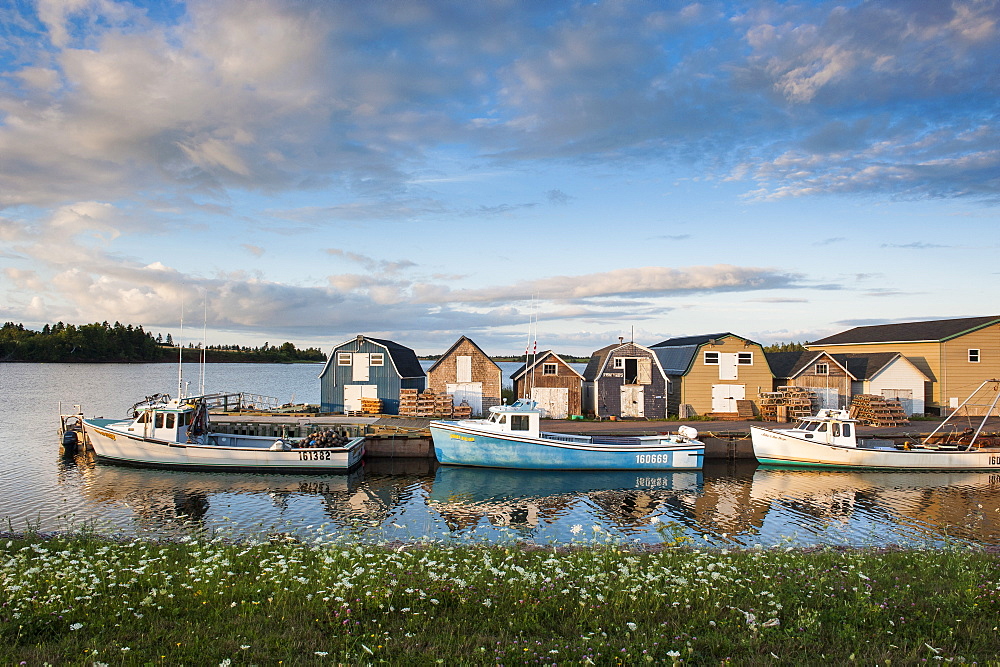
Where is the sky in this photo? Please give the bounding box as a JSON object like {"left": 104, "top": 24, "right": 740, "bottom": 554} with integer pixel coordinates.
{"left": 0, "top": 0, "right": 998, "bottom": 356}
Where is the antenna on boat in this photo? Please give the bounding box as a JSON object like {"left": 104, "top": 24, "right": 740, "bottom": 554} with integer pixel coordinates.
{"left": 177, "top": 298, "right": 185, "bottom": 399}
{"left": 199, "top": 296, "right": 208, "bottom": 396}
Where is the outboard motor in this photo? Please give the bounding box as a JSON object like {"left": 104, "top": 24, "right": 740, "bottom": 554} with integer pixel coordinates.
{"left": 61, "top": 429, "right": 80, "bottom": 453}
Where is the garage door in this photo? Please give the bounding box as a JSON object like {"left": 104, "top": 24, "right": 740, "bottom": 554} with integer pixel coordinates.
{"left": 448, "top": 382, "right": 483, "bottom": 416}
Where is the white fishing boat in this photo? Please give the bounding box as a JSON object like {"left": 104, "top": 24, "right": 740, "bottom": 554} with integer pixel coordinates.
{"left": 751, "top": 379, "right": 1000, "bottom": 470}
{"left": 429, "top": 399, "right": 704, "bottom": 470}
{"left": 82, "top": 393, "right": 365, "bottom": 472}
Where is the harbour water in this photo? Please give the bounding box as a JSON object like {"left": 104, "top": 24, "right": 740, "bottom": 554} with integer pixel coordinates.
{"left": 1, "top": 362, "right": 998, "bottom": 547}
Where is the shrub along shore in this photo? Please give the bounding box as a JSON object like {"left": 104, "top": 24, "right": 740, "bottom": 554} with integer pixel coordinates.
{"left": 2, "top": 531, "right": 998, "bottom": 664}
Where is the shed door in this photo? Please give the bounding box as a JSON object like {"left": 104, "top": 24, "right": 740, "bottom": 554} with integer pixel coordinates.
{"left": 718, "top": 353, "right": 738, "bottom": 380}
{"left": 352, "top": 353, "right": 370, "bottom": 381}
{"left": 448, "top": 382, "right": 483, "bottom": 416}
{"left": 344, "top": 384, "right": 377, "bottom": 412}
{"left": 531, "top": 387, "right": 569, "bottom": 419}
{"left": 712, "top": 384, "right": 745, "bottom": 412}
{"left": 813, "top": 387, "right": 840, "bottom": 410}
{"left": 881, "top": 389, "right": 913, "bottom": 416}
{"left": 456, "top": 356, "right": 473, "bottom": 383}
{"left": 621, "top": 385, "right": 644, "bottom": 418}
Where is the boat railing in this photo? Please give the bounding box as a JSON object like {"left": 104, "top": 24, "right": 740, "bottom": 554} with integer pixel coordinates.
{"left": 202, "top": 392, "right": 281, "bottom": 413}
{"left": 540, "top": 432, "right": 592, "bottom": 444}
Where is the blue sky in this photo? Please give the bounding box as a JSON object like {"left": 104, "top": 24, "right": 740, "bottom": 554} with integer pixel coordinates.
{"left": 1, "top": 0, "right": 997, "bottom": 355}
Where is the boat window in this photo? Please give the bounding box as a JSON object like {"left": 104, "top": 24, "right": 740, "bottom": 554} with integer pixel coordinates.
{"left": 804, "top": 421, "right": 819, "bottom": 431}
{"left": 511, "top": 415, "right": 530, "bottom": 431}
{"left": 795, "top": 421, "right": 808, "bottom": 429}
{"left": 816, "top": 423, "right": 827, "bottom": 432}
{"left": 137, "top": 412, "right": 150, "bottom": 423}
{"left": 166, "top": 413, "right": 175, "bottom": 429}
{"left": 155, "top": 412, "right": 164, "bottom": 428}
{"left": 843, "top": 423, "right": 852, "bottom": 438}
{"left": 832, "top": 423, "right": 841, "bottom": 437}
{"left": 499, "top": 415, "right": 507, "bottom": 425}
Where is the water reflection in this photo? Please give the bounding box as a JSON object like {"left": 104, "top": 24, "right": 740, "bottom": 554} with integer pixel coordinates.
{"left": 427, "top": 467, "right": 702, "bottom": 536}
{"left": 49, "top": 451, "right": 1000, "bottom": 547}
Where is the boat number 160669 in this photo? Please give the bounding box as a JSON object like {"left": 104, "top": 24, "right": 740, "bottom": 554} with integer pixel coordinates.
{"left": 636, "top": 454, "right": 672, "bottom": 464}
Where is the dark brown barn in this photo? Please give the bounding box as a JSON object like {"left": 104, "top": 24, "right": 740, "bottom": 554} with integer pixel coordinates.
{"left": 510, "top": 350, "right": 584, "bottom": 419}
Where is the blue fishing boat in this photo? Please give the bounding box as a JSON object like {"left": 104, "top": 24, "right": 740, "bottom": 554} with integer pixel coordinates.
{"left": 429, "top": 399, "right": 704, "bottom": 470}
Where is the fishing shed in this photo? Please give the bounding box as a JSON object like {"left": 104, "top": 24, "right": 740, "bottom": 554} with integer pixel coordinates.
{"left": 426, "top": 336, "right": 503, "bottom": 417}
{"left": 510, "top": 350, "right": 584, "bottom": 419}
{"left": 765, "top": 350, "right": 853, "bottom": 410}
{"left": 806, "top": 315, "right": 1000, "bottom": 415}
{"left": 650, "top": 333, "right": 773, "bottom": 417}
{"left": 319, "top": 335, "right": 426, "bottom": 415}
{"left": 582, "top": 339, "right": 670, "bottom": 419}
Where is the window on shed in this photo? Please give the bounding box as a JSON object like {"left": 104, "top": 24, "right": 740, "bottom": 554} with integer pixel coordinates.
{"left": 737, "top": 352, "right": 753, "bottom": 365}
{"left": 613, "top": 357, "right": 624, "bottom": 369}
{"left": 815, "top": 363, "right": 829, "bottom": 375}
{"left": 969, "top": 349, "right": 980, "bottom": 363}
{"left": 370, "top": 353, "right": 385, "bottom": 366}
{"left": 337, "top": 352, "right": 352, "bottom": 366}
{"left": 543, "top": 363, "right": 557, "bottom": 375}
{"left": 704, "top": 351, "right": 720, "bottom": 365}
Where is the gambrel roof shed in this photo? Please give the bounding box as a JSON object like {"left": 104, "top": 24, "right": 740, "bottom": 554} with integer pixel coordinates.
{"left": 650, "top": 333, "right": 763, "bottom": 375}
{"left": 810, "top": 316, "right": 1000, "bottom": 346}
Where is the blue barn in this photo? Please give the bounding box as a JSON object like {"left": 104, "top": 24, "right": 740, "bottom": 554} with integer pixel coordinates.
{"left": 319, "top": 335, "right": 426, "bottom": 414}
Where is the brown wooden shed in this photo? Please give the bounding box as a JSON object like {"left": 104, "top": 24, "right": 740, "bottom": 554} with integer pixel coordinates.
{"left": 510, "top": 350, "right": 584, "bottom": 419}
{"left": 426, "top": 336, "right": 502, "bottom": 417}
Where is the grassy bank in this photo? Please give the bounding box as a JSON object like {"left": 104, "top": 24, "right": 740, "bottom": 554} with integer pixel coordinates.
{"left": 2, "top": 533, "right": 998, "bottom": 664}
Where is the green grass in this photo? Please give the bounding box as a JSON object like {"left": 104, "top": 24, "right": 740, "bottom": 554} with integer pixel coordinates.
{"left": 2, "top": 532, "right": 998, "bottom": 664}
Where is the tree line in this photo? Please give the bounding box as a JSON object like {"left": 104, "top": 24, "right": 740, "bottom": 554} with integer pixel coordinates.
{"left": 0, "top": 321, "right": 326, "bottom": 363}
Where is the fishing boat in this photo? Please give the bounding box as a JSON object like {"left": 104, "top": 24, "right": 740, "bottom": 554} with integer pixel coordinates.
{"left": 429, "top": 399, "right": 704, "bottom": 470}
{"left": 82, "top": 393, "right": 365, "bottom": 473}
{"left": 750, "top": 379, "right": 1000, "bottom": 470}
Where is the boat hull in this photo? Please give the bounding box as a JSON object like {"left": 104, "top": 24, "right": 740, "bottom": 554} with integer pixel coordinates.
{"left": 83, "top": 419, "right": 364, "bottom": 473}
{"left": 751, "top": 426, "right": 1000, "bottom": 470}
{"left": 429, "top": 421, "right": 703, "bottom": 470}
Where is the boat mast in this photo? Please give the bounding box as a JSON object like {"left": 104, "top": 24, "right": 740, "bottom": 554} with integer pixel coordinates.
{"left": 199, "top": 297, "right": 208, "bottom": 396}
{"left": 177, "top": 300, "right": 185, "bottom": 399}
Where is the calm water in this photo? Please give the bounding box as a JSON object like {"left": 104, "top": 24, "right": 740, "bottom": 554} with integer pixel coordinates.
{"left": 2, "top": 362, "right": 998, "bottom": 547}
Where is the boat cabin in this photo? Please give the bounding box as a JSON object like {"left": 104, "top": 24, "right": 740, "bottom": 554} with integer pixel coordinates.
{"left": 480, "top": 400, "right": 542, "bottom": 439}
{"left": 123, "top": 399, "right": 203, "bottom": 443}
{"left": 783, "top": 409, "right": 859, "bottom": 448}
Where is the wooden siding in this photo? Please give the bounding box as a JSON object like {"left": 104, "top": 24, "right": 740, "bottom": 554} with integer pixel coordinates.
{"left": 427, "top": 338, "right": 502, "bottom": 415}
{"left": 513, "top": 354, "right": 582, "bottom": 417}
{"left": 677, "top": 337, "right": 773, "bottom": 416}
{"left": 591, "top": 343, "right": 667, "bottom": 418}
{"left": 320, "top": 339, "right": 410, "bottom": 414}
{"left": 785, "top": 353, "right": 850, "bottom": 410}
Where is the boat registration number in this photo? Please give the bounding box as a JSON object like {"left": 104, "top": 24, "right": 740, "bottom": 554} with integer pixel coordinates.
{"left": 636, "top": 454, "right": 671, "bottom": 464}
{"left": 990, "top": 456, "right": 1000, "bottom": 466}
{"left": 298, "top": 450, "right": 333, "bottom": 461}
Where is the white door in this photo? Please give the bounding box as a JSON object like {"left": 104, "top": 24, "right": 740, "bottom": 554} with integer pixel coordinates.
{"left": 621, "top": 385, "right": 644, "bottom": 418}
{"left": 448, "top": 382, "right": 483, "bottom": 416}
{"left": 718, "top": 353, "right": 738, "bottom": 380}
{"left": 712, "top": 384, "right": 745, "bottom": 412}
{"left": 456, "top": 356, "right": 473, "bottom": 383}
{"left": 531, "top": 387, "right": 569, "bottom": 419}
{"left": 344, "top": 384, "right": 377, "bottom": 411}
{"left": 813, "top": 387, "right": 840, "bottom": 410}
{"left": 352, "top": 353, "right": 370, "bottom": 381}
{"left": 882, "top": 389, "right": 913, "bottom": 415}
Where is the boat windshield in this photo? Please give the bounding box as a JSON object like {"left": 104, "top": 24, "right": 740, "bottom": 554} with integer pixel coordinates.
{"left": 802, "top": 421, "right": 821, "bottom": 431}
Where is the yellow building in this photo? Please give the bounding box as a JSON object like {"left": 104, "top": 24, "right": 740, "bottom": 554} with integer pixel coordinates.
{"left": 651, "top": 333, "right": 774, "bottom": 417}
{"left": 806, "top": 315, "right": 1000, "bottom": 415}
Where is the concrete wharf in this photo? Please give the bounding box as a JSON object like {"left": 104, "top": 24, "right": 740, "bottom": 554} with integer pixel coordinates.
{"left": 209, "top": 413, "right": 1000, "bottom": 461}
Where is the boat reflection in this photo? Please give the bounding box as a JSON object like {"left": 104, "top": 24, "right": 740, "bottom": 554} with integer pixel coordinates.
{"left": 737, "top": 467, "right": 1000, "bottom": 544}
{"left": 66, "top": 458, "right": 430, "bottom": 533}
{"left": 427, "top": 466, "right": 703, "bottom": 533}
